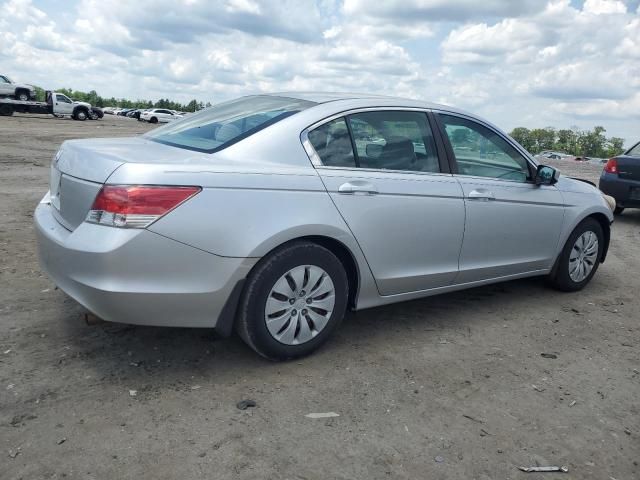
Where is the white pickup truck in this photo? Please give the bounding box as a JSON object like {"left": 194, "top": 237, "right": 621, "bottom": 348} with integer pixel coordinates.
{"left": 0, "top": 74, "right": 36, "bottom": 101}
{"left": 0, "top": 91, "right": 103, "bottom": 120}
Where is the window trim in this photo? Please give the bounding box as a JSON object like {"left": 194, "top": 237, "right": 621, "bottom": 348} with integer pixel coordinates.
{"left": 300, "top": 107, "right": 451, "bottom": 176}
{"left": 433, "top": 110, "right": 537, "bottom": 184}
{"left": 625, "top": 140, "right": 640, "bottom": 157}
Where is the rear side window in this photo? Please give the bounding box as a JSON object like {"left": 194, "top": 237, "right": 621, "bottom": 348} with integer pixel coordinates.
{"left": 146, "top": 95, "right": 316, "bottom": 153}
{"left": 307, "top": 118, "right": 356, "bottom": 168}
{"left": 347, "top": 111, "right": 439, "bottom": 172}
{"left": 307, "top": 110, "right": 440, "bottom": 173}
{"left": 627, "top": 142, "right": 640, "bottom": 157}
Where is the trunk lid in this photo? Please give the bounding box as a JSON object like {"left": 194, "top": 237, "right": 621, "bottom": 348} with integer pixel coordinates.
{"left": 50, "top": 136, "right": 204, "bottom": 230}
{"left": 616, "top": 155, "right": 640, "bottom": 181}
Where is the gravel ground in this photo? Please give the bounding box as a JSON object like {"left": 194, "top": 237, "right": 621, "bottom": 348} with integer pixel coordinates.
{"left": 1, "top": 114, "right": 638, "bottom": 480}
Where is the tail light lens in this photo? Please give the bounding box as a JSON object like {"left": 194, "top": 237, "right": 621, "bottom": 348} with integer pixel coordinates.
{"left": 86, "top": 185, "right": 201, "bottom": 228}
{"left": 604, "top": 158, "right": 618, "bottom": 174}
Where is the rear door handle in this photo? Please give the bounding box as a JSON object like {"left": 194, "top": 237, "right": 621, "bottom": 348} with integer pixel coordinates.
{"left": 338, "top": 181, "right": 379, "bottom": 195}
{"left": 467, "top": 189, "right": 495, "bottom": 201}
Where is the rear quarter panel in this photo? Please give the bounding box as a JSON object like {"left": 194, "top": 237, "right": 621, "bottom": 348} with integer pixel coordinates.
{"left": 108, "top": 161, "right": 381, "bottom": 308}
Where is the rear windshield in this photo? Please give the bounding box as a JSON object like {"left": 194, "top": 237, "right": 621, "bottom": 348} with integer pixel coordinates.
{"left": 627, "top": 142, "right": 640, "bottom": 157}
{"left": 145, "top": 95, "right": 316, "bottom": 153}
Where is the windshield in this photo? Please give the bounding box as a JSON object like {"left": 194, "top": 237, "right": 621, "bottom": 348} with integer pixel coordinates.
{"left": 145, "top": 95, "right": 316, "bottom": 153}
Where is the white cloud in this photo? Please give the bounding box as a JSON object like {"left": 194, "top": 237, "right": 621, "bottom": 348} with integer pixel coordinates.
{"left": 582, "top": 0, "right": 626, "bottom": 15}
{"left": 0, "top": 0, "right": 637, "bottom": 143}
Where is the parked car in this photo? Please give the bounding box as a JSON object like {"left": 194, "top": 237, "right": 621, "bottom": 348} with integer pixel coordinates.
{"left": 599, "top": 140, "right": 640, "bottom": 214}
{"left": 140, "top": 108, "right": 179, "bottom": 123}
{"left": 0, "top": 74, "right": 35, "bottom": 101}
{"left": 35, "top": 93, "right": 614, "bottom": 360}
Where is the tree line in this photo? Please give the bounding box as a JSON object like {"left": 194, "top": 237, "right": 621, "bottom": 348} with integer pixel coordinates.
{"left": 33, "top": 86, "right": 212, "bottom": 113}
{"left": 509, "top": 126, "right": 624, "bottom": 158}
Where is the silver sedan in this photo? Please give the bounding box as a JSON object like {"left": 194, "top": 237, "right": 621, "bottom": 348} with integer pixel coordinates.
{"left": 35, "top": 93, "right": 614, "bottom": 359}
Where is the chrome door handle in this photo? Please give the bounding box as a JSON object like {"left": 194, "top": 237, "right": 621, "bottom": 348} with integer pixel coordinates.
{"left": 468, "top": 189, "right": 495, "bottom": 201}
{"left": 338, "top": 181, "right": 379, "bottom": 195}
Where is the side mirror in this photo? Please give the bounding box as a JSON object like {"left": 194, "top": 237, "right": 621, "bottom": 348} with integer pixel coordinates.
{"left": 535, "top": 164, "right": 560, "bottom": 186}
{"left": 365, "top": 143, "right": 383, "bottom": 158}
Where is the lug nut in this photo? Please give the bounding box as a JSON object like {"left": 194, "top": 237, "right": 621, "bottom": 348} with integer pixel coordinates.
{"left": 291, "top": 309, "right": 297, "bottom": 316}
{"left": 299, "top": 290, "right": 306, "bottom": 297}
{"left": 306, "top": 298, "right": 312, "bottom": 304}
{"left": 302, "top": 309, "right": 308, "bottom": 315}
{"left": 289, "top": 298, "right": 295, "bottom": 305}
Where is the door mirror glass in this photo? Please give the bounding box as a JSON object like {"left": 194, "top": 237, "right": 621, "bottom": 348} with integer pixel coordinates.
{"left": 365, "top": 143, "right": 383, "bottom": 159}
{"left": 535, "top": 165, "right": 559, "bottom": 185}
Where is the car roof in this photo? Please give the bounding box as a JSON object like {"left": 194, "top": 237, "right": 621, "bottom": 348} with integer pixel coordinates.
{"left": 267, "top": 91, "right": 466, "bottom": 114}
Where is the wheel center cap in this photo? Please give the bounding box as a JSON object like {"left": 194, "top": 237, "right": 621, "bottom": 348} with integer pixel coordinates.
{"left": 295, "top": 299, "right": 306, "bottom": 309}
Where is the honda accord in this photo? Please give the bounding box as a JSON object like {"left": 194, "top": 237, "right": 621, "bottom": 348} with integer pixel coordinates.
{"left": 35, "top": 93, "right": 615, "bottom": 359}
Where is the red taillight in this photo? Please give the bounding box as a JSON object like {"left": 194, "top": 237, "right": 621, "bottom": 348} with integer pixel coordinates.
{"left": 87, "top": 185, "right": 201, "bottom": 228}
{"left": 604, "top": 158, "right": 618, "bottom": 174}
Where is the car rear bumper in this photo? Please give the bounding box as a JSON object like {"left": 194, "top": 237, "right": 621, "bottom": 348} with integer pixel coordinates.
{"left": 599, "top": 173, "right": 640, "bottom": 208}
{"left": 35, "top": 196, "right": 257, "bottom": 328}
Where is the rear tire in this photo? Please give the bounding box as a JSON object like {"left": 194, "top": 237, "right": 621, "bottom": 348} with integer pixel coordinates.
{"left": 548, "top": 218, "right": 603, "bottom": 292}
{"left": 0, "top": 104, "right": 13, "bottom": 116}
{"left": 150, "top": 117, "right": 158, "bottom": 124}
{"left": 236, "top": 241, "right": 349, "bottom": 360}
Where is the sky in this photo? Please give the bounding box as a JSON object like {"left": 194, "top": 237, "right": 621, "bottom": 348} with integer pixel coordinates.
{"left": 0, "top": 0, "right": 638, "bottom": 144}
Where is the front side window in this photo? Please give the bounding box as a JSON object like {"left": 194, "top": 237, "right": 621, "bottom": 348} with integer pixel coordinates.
{"left": 307, "top": 118, "right": 356, "bottom": 168}
{"left": 146, "top": 95, "right": 315, "bottom": 153}
{"left": 56, "top": 94, "right": 72, "bottom": 103}
{"left": 347, "top": 111, "right": 439, "bottom": 172}
{"left": 439, "top": 114, "right": 531, "bottom": 182}
{"left": 0, "top": 76, "right": 9, "bottom": 84}
{"left": 627, "top": 142, "right": 640, "bottom": 157}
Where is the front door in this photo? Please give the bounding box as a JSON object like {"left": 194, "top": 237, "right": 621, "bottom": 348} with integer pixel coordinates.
{"left": 0, "top": 76, "right": 12, "bottom": 96}
{"left": 54, "top": 94, "right": 74, "bottom": 114}
{"left": 305, "top": 110, "right": 465, "bottom": 296}
{"left": 436, "top": 113, "right": 565, "bottom": 283}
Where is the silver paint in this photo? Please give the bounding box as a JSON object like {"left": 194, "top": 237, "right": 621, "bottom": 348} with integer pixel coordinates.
{"left": 35, "top": 93, "right": 614, "bottom": 330}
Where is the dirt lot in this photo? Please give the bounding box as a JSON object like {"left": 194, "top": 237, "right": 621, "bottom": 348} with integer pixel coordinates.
{"left": 1, "top": 114, "right": 638, "bottom": 479}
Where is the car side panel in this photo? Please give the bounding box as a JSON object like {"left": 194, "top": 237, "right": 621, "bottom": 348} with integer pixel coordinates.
{"left": 111, "top": 164, "right": 382, "bottom": 310}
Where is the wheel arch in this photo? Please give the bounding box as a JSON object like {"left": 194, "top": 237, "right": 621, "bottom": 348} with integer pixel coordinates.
{"left": 299, "top": 235, "right": 360, "bottom": 310}
{"left": 587, "top": 212, "right": 611, "bottom": 263}
{"left": 14, "top": 87, "right": 29, "bottom": 97}
{"left": 73, "top": 105, "right": 89, "bottom": 117}
{"left": 249, "top": 235, "right": 361, "bottom": 311}
{"left": 550, "top": 209, "right": 612, "bottom": 278}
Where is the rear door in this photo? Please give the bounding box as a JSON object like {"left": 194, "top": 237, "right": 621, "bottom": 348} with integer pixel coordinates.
{"left": 304, "top": 109, "right": 465, "bottom": 296}
{"left": 435, "top": 112, "right": 565, "bottom": 283}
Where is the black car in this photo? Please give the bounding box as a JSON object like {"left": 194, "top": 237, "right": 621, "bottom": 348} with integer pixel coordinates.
{"left": 599, "top": 140, "right": 640, "bottom": 214}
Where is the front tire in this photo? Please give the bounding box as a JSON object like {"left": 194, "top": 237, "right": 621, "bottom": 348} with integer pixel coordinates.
{"left": 73, "top": 109, "right": 88, "bottom": 121}
{"left": 150, "top": 116, "right": 158, "bottom": 124}
{"left": 548, "top": 218, "right": 603, "bottom": 292}
{"left": 15, "top": 90, "right": 29, "bottom": 101}
{"left": 236, "top": 241, "right": 349, "bottom": 360}
{"left": 614, "top": 206, "right": 624, "bottom": 215}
